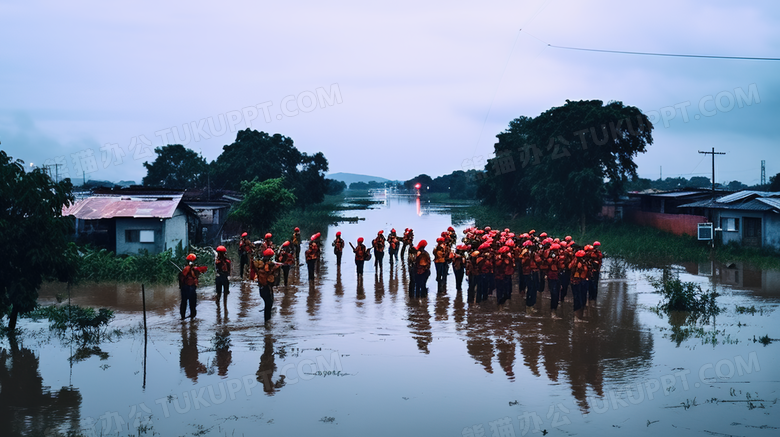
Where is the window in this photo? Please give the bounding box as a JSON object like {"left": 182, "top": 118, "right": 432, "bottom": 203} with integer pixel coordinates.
{"left": 721, "top": 217, "right": 739, "bottom": 232}
{"left": 126, "top": 229, "right": 155, "bottom": 243}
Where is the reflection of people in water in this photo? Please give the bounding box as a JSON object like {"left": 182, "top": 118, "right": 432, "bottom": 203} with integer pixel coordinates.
{"left": 180, "top": 324, "right": 207, "bottom": 383}
{"left": 0, "top": 337, "right": 81, "bottom": 436}
{"left": 406, "top": 297, "right": 433, "bottom": 354}
{"left": 256, "top": 334, "right": 286, "bottom": 395}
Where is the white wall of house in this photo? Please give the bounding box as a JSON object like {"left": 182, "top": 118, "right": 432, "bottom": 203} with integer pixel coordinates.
{"left": 164, "top": 208, "right": 189, "bottom": 252}
{"left": 115, "top": 218, "right": 165, "bottom": 255}
{"left": 717, "top": 210, "right": 780, "bottom": 250}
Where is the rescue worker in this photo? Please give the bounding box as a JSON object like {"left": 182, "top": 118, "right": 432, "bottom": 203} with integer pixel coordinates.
{"left": 292, "top": 227, "right": 302, "bottom": 264}
{"left": 305, "top": 239, "right": 319, "bottom": 282}
{"left": 259, "top": 233, "right": 275, "bottom": 252}
{"left": 401, "top": 228, "right": 414, "bottom": 259}
{"left": 466, "top": 250, "right": 479, "bottom": 303}
{"left": 215, "top": 246, "right": 231, "bottom": 301}
{"left": 588, "top": 241, "right": 603, "bottom": 302}
{"left": 452, "top": 245, "right": 466, "bottom": 292}
{"left": 277, "top": 241, "right": 293, "bottom": 286}
{"left": 387, "top": 229, "right": 399, "bottom": 265}
{"left": 254, "top": 248, "right": 280, "bottom": 322}
{"left": 179, "top": 253, "right": 208, "bottom": 320}
{"left": 353, "top": 237, "right": 368, "bottom": 278}
{"left": 476, "top": 243, "right": 493, "bottom": 302}
{"left": 432, "top": 237, "right": 449, "bottom": 290}
{"left": 569, "top": 248, "right": 589, "bottom": 319}
{"left": 238, "top": 232, "right": 254, "bottom": 280}
{"left": 521, "top": 240, "right": 538, "bottom": 308}
{"left": 332, "top": 231, "right": 345, "bottom": 266}
{"left": 558, "top": 241, "right": 572, "bottom": 303}
{"left": 413, "top": 240, "right": 431, "bottom": 298}
{"left": 407, "top": 241, "right": 418, "bottom": 294}
{"left": 495, "top": 245, "right": 514, "bottom": 305}
{"left": 372, "top": 230, "right": 385, "bottom": 272}
{"left": 447, "top": 227, "right": 457, "bottom": 247}
{"left": 546, "top": 243, "right": 564, "bottom": 313}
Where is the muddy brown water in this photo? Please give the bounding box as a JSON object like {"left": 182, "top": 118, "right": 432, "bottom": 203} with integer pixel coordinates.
{"left": 2, "top": 195, "right": 779, "bottom": 436}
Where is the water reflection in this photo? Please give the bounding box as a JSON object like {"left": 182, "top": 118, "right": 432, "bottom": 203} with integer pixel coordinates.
{"left": 406, "top": 297, "right": 433, "bottom": 354}
{"left": 180, "top": 323, "right": 207, "bottom": 383}
{"left": 0, "top": 338, "right": 81, "bottom": 436}
{"left": 256, "top": 334, "right": 285, "bottom": 395}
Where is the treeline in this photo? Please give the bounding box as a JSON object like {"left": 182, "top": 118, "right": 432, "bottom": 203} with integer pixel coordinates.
{"left": 626, "top": 175, "right": 773, "bottom": 192}
{"left": 141, "top": 129, "right": 345, "bottom": 208}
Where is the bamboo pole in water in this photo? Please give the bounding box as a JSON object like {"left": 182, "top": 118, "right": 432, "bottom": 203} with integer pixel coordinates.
{"left": 142, "top": 284, "right": 147, "bottom": 389}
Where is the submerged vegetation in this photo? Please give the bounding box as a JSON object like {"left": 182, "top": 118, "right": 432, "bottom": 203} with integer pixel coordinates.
{"left": 23, "top": 304, "right": 115, "bottom": 343}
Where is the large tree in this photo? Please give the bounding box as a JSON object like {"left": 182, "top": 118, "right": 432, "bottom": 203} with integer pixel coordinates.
{"left": 770, "top": 173, "right": 780, "bottom": 192}
{"left": 1, "top": 151, "right": 75, "bottom": 331}
{"left": 142, "top": 144, "right": 208, "bottom": 189}
{"left": 480, "top": 100, "right": 653, "bottom": 224}
{"left": 210, "top": 130, "right": 303, "bottom": 191}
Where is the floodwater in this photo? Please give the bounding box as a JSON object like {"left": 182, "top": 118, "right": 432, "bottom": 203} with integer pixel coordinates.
{"left": 2, "top": 195, "right": 779, "bottom": 437}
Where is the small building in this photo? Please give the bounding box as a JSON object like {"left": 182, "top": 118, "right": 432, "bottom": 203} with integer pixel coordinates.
{"left": 678, "top": 191, "right": 780, "bottom": 250}
{"left": 63, "top": 191, "right": 199, "bottom": 255}
{"left": 622, "top": 190, "right": 719, "bottom": 236}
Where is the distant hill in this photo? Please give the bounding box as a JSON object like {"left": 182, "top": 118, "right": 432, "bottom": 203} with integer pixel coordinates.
{"left": 327, "top": 172, "right": 392, "bottom": 186}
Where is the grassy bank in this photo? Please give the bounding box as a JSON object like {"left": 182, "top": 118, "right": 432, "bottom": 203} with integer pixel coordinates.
{"left": 468, "top": 205, "right": 780, "bottom": 270}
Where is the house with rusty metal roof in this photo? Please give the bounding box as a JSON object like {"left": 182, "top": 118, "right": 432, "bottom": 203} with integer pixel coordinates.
{"left": 678, "top": 191, "right": 780, "bottom": 250}
{"left": 62, "top": 190, "right": 200, "bottom": 255}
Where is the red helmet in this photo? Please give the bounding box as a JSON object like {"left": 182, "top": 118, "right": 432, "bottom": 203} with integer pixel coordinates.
{"left": 294, "top": 227, "right": 300, "bottom": 232}
{"left": 263, "top": 249, "right": 274, "bottom": 257}
{"left": 575, "top": 250, "right": 586, "bottom": 257}
{"left": 540, "top": 232, "right": 548, "bottom": 238}
{"left": 378, "top": 230, "right": 384, "bottom": 234}
{"left": 336, "top": 231, "right": 341, "bottom": 236}
{"left": 186, "top": 254, "right": 196, "bottom": 261}
{"left": 505, "top": 239, "right": 515, "bottom": 247}
{"left": 282, "top": 241, "right": 290, "bottom": 247}
{"left": 391, "top": 228, "right": 396, "bottom": 233}
{"left": 265, "top": 233, "right": 272, "bottom": 240}
{"left": 498, "top": 246, "right": 510, "bottom": 253}
{"left": 484, "top": 226, "right": 491, "bottom": 231}
{"left": 522, "top": 240, "right": 533, "bottom": 247}
{"left": 593, "top": 241, "right": 601, "bottom": 247}
{"left": 447, "top": 226, "right": 454, "bottom": 232}
{"left": 311, "top": 234, "right": 317, "bottom": 241}
{"left": 241, "top": 232, "right": 248, "bottom": 237}
{"left": 550, "top": 243, "right": 561, "bottom": 250}
{"left": 564, "top": 235, "right": 572, "bottom": 241}
{"left": 529, "top": 229, "right": 536, "bottom": 234}
{"left": 358, "top": 237, "right": 364, "bottom": 243}
{"left": 478, "top": 242, "right": 490, "bottom": 250}
{"left": 436, "top": 237, "right": 444, "bottom": 243}
{"left": 416, "top": 240, "right": 428, "bottom": 250}
{"left": 216, "top": 246, "right": 227, "bottom": 253}
{"left": 553, "top": 238, "right": 560, "bottom": 243}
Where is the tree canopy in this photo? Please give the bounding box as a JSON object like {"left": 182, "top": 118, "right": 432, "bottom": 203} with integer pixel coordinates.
{"left": 229, "top": 177, "right": 296, "bottom": 233}
{"left": 770, "top": 173, "right": 780, "bottom": 192}
{"left": 142, "top": 144, "right": 208, "bottom": 189}
{"left": 209, "top": 129, "right": 329, "bottom": 207}
{"left": 1, "top": 151, "right": 75, "bottom": 330}
{"left": 478, "top": 99, "right": 653, "bottom": 222}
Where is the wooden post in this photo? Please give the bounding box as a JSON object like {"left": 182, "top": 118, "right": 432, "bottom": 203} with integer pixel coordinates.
{"left": 142, "top": 284, "right": 148, "bottom": 389}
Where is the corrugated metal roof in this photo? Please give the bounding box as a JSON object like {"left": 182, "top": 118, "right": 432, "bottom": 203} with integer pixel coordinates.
{"left": 716, "top": 190, "right": 780, "bottom": 203}
{"left": 63, "top": 194, "right": 184, "bottom": 219}
{"left": 757, "top": 197, "right": 780, "bottom": 210}
{"left": 678, "top": 198, "right": 778, "bottom": 212}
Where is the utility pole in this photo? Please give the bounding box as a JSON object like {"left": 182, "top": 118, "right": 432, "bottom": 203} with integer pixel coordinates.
{"left": 44, "top": 163, "right": 63, "bottom": 183}
{"left": 761, "top": 160, "right": 766, "bottom": 186}
{"left": 698, "top": 148, "right": 726, "bottom": 195}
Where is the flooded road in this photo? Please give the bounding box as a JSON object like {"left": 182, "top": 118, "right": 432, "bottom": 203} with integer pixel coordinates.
{"left": 2, "top": 195, "right": 780, "bottom": 436}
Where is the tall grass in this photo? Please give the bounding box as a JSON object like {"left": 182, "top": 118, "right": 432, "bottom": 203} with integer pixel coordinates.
{"left": 69, "top": 243, "right": 216, "bottom": 285}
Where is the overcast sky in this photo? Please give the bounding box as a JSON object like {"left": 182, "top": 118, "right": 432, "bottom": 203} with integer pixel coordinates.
{"left": 1, "top": 0, "right": 778, "bottom": 186}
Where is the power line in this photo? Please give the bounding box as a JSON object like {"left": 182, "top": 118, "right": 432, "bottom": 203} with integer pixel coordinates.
{"left": 546, "top": 44, "right": 780, "bottom": 61}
